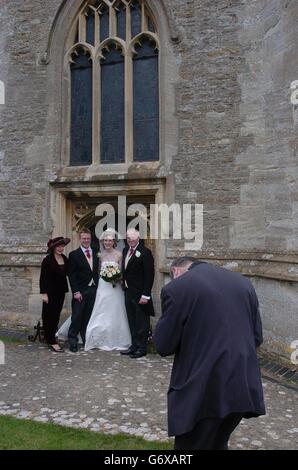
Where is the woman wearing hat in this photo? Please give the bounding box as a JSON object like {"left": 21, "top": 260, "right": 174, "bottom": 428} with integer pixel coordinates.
{"left": 39, "top": 237, "right": 70, "bottom": 352}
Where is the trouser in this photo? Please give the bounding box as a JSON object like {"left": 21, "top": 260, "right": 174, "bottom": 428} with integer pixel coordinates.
{"left": 125, "top": 290, "right": 150, "bottom": 353}
{"left": 68, "top": 286, "right": 97, "bottom": 345}
{"left": 42, "top": 293, "right": 65, "bottom": 344}
{"left": 174, "top": 413, "right": 243, "bottom": 450}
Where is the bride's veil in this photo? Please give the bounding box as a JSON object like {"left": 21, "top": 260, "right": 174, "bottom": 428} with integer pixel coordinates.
{"left": 98, "top": 227, "right": 125, "bottom": 255}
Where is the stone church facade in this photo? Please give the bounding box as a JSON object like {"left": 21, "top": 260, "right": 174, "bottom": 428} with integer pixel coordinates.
{"left": 0, "top": 0, "right": 298, "bottom": 362}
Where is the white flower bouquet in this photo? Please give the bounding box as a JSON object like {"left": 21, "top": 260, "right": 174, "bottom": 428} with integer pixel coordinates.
{"left": 100, "top": 264, "right": 122, "bottom": 287}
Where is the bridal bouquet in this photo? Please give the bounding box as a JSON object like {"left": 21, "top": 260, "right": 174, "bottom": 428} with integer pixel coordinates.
{"left": 100, "top": 264, "right": 122, "bottom": 287}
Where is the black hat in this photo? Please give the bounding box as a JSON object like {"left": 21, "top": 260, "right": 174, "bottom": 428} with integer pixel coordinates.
{"left": 47, "top": 236, "right": 70, "bottom": 253}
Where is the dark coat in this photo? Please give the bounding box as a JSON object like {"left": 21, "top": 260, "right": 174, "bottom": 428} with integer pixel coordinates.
{"left": 153, "top": 262, "right": 265, "bottom": 437}
{"left": 122, "top": 243, "right": 155, "bottom": 316}
{"left": 68, "top": 247, "right": 99, "bottom": 294}
{"left": 39, "top": 254, "right": 69, "bottom": 295}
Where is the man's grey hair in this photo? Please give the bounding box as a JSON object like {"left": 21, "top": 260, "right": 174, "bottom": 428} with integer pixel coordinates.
{"left": 170, "top": 257, "right": 196, "bottom": 269}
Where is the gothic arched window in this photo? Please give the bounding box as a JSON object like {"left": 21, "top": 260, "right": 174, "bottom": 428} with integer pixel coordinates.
{"left": 66, "top": 0, "right": 159, "bottom": 166}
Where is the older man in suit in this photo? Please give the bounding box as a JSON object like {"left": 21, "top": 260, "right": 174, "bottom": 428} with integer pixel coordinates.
{"left": 121, "top": 228, "right": 155, "bottom": 358}
{"left": 154, "top": 257, "right": 265, "bottom": 450}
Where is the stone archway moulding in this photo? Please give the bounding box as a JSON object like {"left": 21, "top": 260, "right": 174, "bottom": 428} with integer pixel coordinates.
{"left": 42, "top": 0, "right": 182, "bottom": 65}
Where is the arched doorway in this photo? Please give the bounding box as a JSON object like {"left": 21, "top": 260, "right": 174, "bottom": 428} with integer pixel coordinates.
{"left": 51, "top": 180, "right": 166, "bottom": 317}
{"left": 73, "top": 198, "right": 155, "bottom": 254}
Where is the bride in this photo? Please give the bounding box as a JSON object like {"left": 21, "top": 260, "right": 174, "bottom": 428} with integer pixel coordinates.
{"left": 57, "top": 228, "right": 131, "bottom": 351}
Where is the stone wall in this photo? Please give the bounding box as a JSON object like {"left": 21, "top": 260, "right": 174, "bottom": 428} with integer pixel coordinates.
{"left": 0, "top": 0, "right": 62, "bottom": 246}
{"left": 0, "top": 267, "right": 32, "bottom": 326}
{"left": 165, "top": 0, "right": 298, "bottom": 360}
{"left": 252, "top": 277, "right": 298, "bottom": 360}
{"left": 0, "top": 0, "right": 297, "bottom": 361}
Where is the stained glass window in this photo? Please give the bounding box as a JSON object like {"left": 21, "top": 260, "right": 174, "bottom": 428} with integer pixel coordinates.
{"left": 68, "top": 0, "right": 159, "bottom": 166}
{"left": 70, "top": 49, "right": 92, "bottom": 166}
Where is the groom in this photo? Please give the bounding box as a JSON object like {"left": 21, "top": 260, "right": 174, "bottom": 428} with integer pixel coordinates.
{"left": 121, "top": 228, "right": 155, "bottom": 358}
{"left": 68, "top": 228, "right": 99, "bottom": 352}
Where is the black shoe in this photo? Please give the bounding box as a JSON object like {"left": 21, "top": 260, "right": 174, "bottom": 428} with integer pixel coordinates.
{"left": 120, "top": 347, "right": 136, "bottom": 356}
{"left": 129, "top": 351, "right": 147, "bottom": 359}
{"left": 69, "top": 344, "right": 78, "bottom": 353}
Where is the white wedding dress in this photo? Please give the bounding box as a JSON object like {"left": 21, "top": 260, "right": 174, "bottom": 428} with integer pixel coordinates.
{"left": 57, "top": 253, "right": 131, "bottom": 352}
{"left": 84, "top": 260, "right": 131, "bottom": 351}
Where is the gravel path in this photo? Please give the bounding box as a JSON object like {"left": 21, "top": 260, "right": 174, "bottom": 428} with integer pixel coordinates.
{"left": 0, "top": 342, "right": 297, "bottom": 449}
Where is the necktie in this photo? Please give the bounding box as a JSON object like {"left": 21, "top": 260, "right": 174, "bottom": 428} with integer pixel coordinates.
{"left": 85, "top": 249, "right": 91, "bottom": 259}
{"left": 128, "top": 247, "right": 134, "bottom": 257}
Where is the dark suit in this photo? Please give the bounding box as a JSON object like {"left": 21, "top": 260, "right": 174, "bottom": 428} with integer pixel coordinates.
{"left": 39, "top": 254, "right": 69, "bottom": 344}
{"left": 154, "top": 262, "right": 265, "bottom": 450}
{"left": 122, "top": 243, "right": 155, "bottom": 354}
{"left": 68, "top": 247, "right": 99, "bottom": 346}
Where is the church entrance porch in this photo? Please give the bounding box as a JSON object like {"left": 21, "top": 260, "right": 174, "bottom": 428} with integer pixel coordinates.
{"left": 50, "top": 178, "right": 166, "bottom": 317}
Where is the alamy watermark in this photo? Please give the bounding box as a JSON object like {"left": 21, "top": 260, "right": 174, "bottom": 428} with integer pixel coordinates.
{"left": 290, "top": 80, "right": 298, "bottom": 105}
{"left": 290, "top": 340, "right": 298, "bottom": 365}
{"left": 0, "top": 80, "right": 4, "bottom": 105}
{"left": 94, "top": 196, "right": 203, "bottom": 250}
{"left": 0, "top": 341, "right": 5, "bottom": 365}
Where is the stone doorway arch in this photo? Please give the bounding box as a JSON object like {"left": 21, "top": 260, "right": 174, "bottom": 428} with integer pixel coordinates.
{"left": 51, "top": 178, "right": 166, "bottom": 317}
{"left": 73, "top": 200, "right": 155, "bottom": 254}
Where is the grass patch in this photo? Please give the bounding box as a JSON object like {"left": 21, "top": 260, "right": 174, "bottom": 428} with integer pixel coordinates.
{"left": 0, "top": 335, "right": 27, "bottom": 344}
{"left": 0, "top": 416, "right": 172, "bottom": 450}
